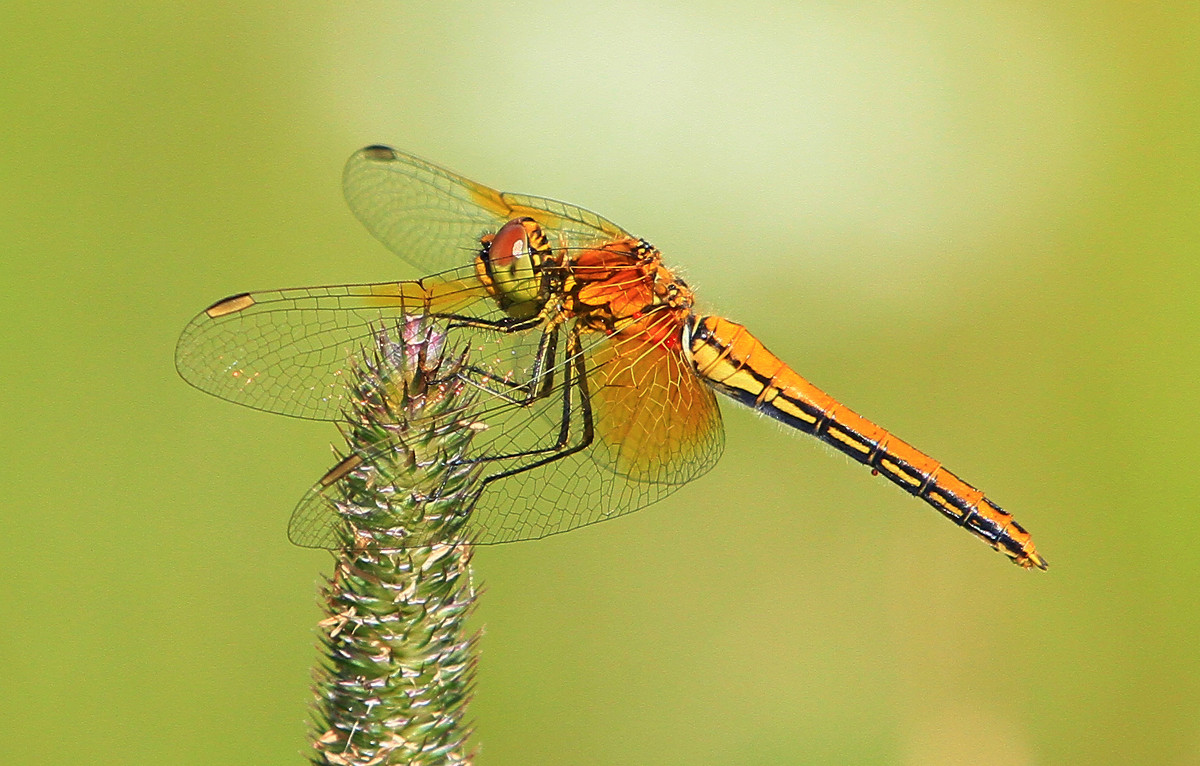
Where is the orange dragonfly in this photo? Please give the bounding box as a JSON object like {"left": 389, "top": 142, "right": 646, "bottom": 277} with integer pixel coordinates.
{"left": 176, "top": 146, "right": 1047, "bottom": 569}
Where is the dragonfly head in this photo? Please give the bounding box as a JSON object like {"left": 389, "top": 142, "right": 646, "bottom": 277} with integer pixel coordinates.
{"left": 477, "top": 217, "right": 550, "bottom": 320}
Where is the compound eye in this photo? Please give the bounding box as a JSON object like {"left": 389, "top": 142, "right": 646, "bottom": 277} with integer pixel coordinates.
{"left": 488, "top": 219, "right": 530, "bottom": 270}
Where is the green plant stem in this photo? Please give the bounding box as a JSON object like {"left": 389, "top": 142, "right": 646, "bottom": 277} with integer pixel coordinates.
{"left": 309, "top": 320, "right": 481, "bottom": 766}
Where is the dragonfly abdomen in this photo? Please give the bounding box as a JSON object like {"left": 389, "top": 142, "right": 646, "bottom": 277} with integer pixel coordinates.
{"left": 685, "top": 315, "right": 1046, "bottom": 570}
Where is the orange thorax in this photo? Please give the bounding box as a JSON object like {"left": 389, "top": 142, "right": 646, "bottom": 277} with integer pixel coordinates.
{"left": 565, "top": 240, "right": 693, "bottom": 349}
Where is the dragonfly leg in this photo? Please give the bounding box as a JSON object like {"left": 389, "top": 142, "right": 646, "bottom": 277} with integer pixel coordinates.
{"left": 468, "top": 325, "right": 595, "bottom": 479}
{"left": 455, "top": 324, "right": 560, "bottom": 406}
{"left": 441, "top": 313, "right": 544, "bottom": 334}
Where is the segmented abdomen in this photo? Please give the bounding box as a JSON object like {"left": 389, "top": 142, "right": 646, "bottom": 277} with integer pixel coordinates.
{"left": 685, "top": 315, "right": 1046, "bottom": 570}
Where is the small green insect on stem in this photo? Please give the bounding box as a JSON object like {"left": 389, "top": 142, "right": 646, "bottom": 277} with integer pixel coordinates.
{"left": 309, "top": 319, "right": 482, "bottom": 766}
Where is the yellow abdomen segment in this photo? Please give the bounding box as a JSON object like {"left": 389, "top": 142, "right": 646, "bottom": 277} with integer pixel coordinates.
{"left": 686, "top": 315, "right": 1046, "bottom": 570}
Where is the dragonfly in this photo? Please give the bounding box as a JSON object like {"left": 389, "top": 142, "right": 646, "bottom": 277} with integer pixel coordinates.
{"left": 176, "top": 146, "right": 1047, "bottom": 569}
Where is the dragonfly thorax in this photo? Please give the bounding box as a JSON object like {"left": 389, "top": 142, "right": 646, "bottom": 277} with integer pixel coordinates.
{"left": 561, "top": 238, "right": 696, "bottom": 346}
{"left": 476, "top": 217, "right": 553, "bottom": 320}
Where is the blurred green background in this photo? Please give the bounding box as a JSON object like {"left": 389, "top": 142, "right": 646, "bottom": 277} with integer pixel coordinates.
{"left": 3, "top": 2, "right": 1197, "bottom": 763}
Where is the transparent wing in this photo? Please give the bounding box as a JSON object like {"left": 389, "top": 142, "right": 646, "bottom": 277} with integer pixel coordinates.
{"left": 343, "top": 145, "right": 632, "bottom": 274}
{"left": 289, "top": 310, "right": 726, "bottom": 548}
{"left": 174, "top": 265, "right": 501, "bottom": 421}
{"left": 585, "top": 315, "right": 725, "bottom": 484}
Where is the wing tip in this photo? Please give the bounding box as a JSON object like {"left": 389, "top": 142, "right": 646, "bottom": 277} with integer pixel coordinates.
{"left": 203, "top": 292, "right": 255, "bottom": 318}
{"left": 359, "top": 144, "right": 398, "bottom": 161}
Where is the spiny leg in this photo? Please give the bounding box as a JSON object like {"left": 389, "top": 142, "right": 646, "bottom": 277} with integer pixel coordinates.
{"left": 470, "top": 324, "right": 595, "bottom": 476}
{"left": 456, "top": 323, "right": 560, "bottom": 406}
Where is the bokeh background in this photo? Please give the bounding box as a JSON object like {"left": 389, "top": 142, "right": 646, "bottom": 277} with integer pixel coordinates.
{"left": 3, "top": 2, "right": 1198, "bottom": 764}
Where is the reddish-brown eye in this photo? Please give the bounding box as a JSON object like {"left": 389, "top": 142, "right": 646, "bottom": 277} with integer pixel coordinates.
{"left": 488, "top": 219, "right": 529, "bottom": 269}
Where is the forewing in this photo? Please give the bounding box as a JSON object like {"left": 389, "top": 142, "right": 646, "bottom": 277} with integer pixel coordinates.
{"left": 174, "top": 266, "right": 496, "bottom": 421}
{"left": 343, "top": 146, "right": 632, "bottom": 274}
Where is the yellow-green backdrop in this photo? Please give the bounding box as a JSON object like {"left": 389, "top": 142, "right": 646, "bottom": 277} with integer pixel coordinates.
{"left": 3, "top": 3, "right": 1197, "bottom": 764}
